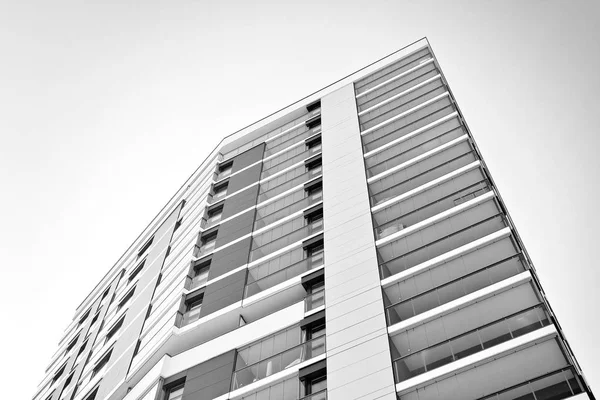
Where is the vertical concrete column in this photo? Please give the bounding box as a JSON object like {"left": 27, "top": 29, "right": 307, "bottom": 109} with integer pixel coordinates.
{"left": 321, "top": 83, "right": 396, "bottom": 400}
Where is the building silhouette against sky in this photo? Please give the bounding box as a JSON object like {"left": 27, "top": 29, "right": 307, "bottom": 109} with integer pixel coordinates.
{"left": 33, "top": 38, "right": 594, "bottom": 400}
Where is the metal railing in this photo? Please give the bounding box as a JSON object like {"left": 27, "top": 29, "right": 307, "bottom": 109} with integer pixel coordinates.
{"left": 300, "top": 389, "right": 327, "bottom": 400}
{"left": 232, "top": 336, "right": 326, "bottom": 390}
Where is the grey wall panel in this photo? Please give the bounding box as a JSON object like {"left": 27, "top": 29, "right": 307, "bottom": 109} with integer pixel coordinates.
{"left": 209, "top": 237, "right": 253, "bottom": 279}
{"left": 215, "top": 209, "right": 255, "bottom": 248}
{"left": 221, "top": 185, "right": 261, "bottom": 220}
{"left": 228, "top": 163, "right": 263, "bottom": 195}
{"left": 96, "top": 202, "right": 184, "bottom": 400}
{"left": 231, "top": 143, "right": 265, "bottom": 174}
{"left": 200, "top": 270, "right": 246, "bottom": 318}
{"left": 182, "top": 351, "right": 236, "bottom": 400}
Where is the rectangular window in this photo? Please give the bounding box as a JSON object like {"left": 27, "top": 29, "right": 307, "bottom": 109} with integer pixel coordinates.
{"left": 90, "top": 311, "right": 100, "bottom": 327}
{"left": 190, "top": 259, "right": 211, "bottom": 289}
{"left": 217, "top": 160, "right": 233, "bottom": 180}
{"left": 205, "top": 204, "right": 223, "bottom": 227}
{"left": 66, "top": 335, "right": 79, "bottom": 352}
{"left": 164, "top": 383, "right": 185, "bottom": 400}
{"left": 83, "top": 387, "right": 98, "bottom": 400}
{"left": 306, "top": 100, "right": 321, "bottom": 113}
{"left": 78, "top": 309, "right": 90, "bottom": 326}
{"left": 52, "top": 364, "right": 66, "bottom": 384}
{"left": 105, "top": 316, "right": 125, "bottom": 343}
{"left": 305, "top": 134, "right": 322, "bottom": 150}
{"left": 138, "top": 236, "right": 154, "bottom": 259}
{"left": 198, "top": 230, "right": 218, "bottom": 255}
{"left": 181, "top": 293, "right": 204, "bottom": 326}
{"left": 128, "top": 260, "right": 145, "bottom": 282}
{"left": 92, "top": 349, "right": 112, "bottom": 379}
{"left": 117, "top": 287, "right": 136, "bottom": 311}
{"left": 211, "top": 181, "right": 229, "bottom": 203}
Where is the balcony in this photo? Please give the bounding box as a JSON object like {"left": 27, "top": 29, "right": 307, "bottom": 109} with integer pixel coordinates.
{"left": 369, "top": 136, "right": 476, "bottom": 206}
{"left": 378, "top": 197, "right": 506, "bottom": 279}
{"left": 359, "top": 76, "right": 446, "bottom": 131}
{"left": 232, "top": 336, "right": 326, "bottom": 390}
{"left": 362, "top": 94, "right": 456, "bottom": 153}
{"left": 254, "top": 187, "right": 322, "bottom": 231}
{"left": 258, "top": 163, "right": 322, "bottom": 203}
{"left": 385, "top": 254, "right": 525, "bottom": 325}
{"left": 245, "top": 253, "right": 324, "bottom": 299}
{"left": 365, "top": 114, "right": 465, "bottom": 178}
{"left": 392, "top": 305, "right": 550, "bottom": 383}
{"left": 262, "top": 141, "right": 322, "bottom": 179}
{"left": 250, "top": 215, "right": 323, "bottom": 262}
{"left": 477, "top": 368, "right": 583, "bottom": 400}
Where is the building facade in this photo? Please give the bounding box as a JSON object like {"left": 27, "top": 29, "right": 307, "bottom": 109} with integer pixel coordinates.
{"left": 33, "top": 38, "right": 594, "bottom": 400}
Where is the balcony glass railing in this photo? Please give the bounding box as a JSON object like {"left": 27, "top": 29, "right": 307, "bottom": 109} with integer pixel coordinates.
{"left": 258, "top": 167, "right": 322, "bottom": 203}
{"left": 392, "top": 305, "right": 549, "bottom": 383}
{"left": 232, "top": 336, "right": 326, "bottom": 390}
{"left": 374, "top": 181, "right": 490, "bottom": 240}
{"left": 250, "top": 219, "right": 323, "bottom": 262}
{"left": 362, "top": 97, "right": 455, "bottom": 153}
{"left": 385, "top": 255, "right": 524, "bottom": 325}
{"left": 359, "top": 77, "right": 446, "bottom": 131}
{"left": 265, "top": 125, "right": 319, "bottom": 158}
{"left": 365, "top": 120, "right": 465, "bottom": 178}
{"left": 255, "top": 190, "right": 322, "bottom": 230}
{"left": 262, "top": 144, "right": 322, "bottom": 179}
{"left": 370, "top": 146, "right": 477, "bottom": 206}
{"left": 305, "top": 289, "right": 325, "bottom": 313}
{"left": 300, "top": 390, "right": 327, "bottom": 400}
{"left": 379, "top": 214, "right": 507, "bottom": 279}
{"left": 476, "top": 368, "right": 582, "bottom": 400}
{"left": 244, "top": 255, "right": 324, "bottom": 299}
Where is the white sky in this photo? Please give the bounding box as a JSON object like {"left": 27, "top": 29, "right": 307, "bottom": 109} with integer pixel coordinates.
{"left": 1, "top": 1, "right": 599, "bottom": 398}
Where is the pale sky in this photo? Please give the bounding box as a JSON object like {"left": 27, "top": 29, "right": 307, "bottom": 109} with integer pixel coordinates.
{"left": 1, "top": 1, "right": 599, "bottom": 399}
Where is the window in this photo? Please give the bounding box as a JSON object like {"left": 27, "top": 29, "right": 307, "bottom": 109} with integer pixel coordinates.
{"left": 164, "top": 382, "right": 185, "bottom": 400}
{"left": 138, "top": 236, "right": 154, "bottom": 259}
{"left": 62, "top": 372, "right": 74, "bottom": 389}
{"left": 305, "top": 280, "right": 325, "bottom": 312}
{"left": 66, "top": 335, "right": 79, "bottom": 353}
{"left": 78, "top": 309, "right": 91, "bottom": 326}
{"left": 302, "top": 374, "right": 327, "bottom": 399}
{"left": 306, "top": 157, "right": 322, "bottom": 172}
{"left": 117, "top": 287, "right": 136, "bottom": 311}
{"left": 305, "top": 115, "right": 321, "bottom": 130}
{"left": 83, "top": 386, "right": 99, "bottom": 400}
{"left": 92, "top": 349, "right": 112, "bottom": 379}
{"left": 75, "top": 340, "right": 88, "bottom": 364}
{"left": 128, "top": 260, "right": 145, "bottom": 282}
{"left": 52, "top": 364, "right": 66, "bottom": 384}
{"left": 198, "top": 230, "right": 218, "bottom": 255}
{"left": 190, "top": 259, "right": 210, "bottom": 289}
{"left": 305, "top": 134, "right": 322, "bottom": 150}
{"left": 306, "top": 100, "right": 321, "bottom": 113}
{"left": 181, "top": 293, "right": 204, "bottom": 326}
{"left": 306, "top": 241, "right": 324, "bottom": 267}
{"left": 90, "top": 311, "right": 100, "bottom": 327}
{"left": 105, "top": 317, "right": 125, "bottom": 343}
{"left": 217, "top": 160, "right": 233, "bottom": 180}
{"left": 205, "top": 204, "right": 223, "bottom": 227}
{"left": 211, "top": 181, "right": 229, "bottom": 203}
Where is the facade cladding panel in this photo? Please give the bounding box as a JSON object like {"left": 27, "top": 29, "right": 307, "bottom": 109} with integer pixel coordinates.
{"left": 33, "top": 38, "right": 593, "bottom": 400}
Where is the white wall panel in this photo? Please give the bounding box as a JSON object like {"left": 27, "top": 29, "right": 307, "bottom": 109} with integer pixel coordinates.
{"left": 321, "top": 82, "right": 396, "bottom": 400}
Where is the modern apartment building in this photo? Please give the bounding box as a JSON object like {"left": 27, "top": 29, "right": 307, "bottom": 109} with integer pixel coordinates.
{"left": 32, "top": 38, "right": 594, "bottom": 400}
